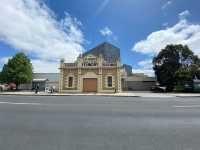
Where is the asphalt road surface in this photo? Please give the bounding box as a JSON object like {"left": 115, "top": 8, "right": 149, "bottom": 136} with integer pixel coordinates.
{"left": 0, "top": 95, "right": 200, "bottom": 150}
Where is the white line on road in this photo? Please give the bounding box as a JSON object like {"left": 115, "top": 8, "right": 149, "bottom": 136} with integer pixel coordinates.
{"left": 173, "top": 105, "right": 200, "bottom": 108}
{"left": 0, "top": 102, "right": 41, "bottom": 105}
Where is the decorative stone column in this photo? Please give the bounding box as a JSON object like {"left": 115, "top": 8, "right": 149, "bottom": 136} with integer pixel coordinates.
{"left": 117, "top": 60, "right": 122, "bottom": 93}
{"left": 98, "top": 55, "right": 103, "bottom": 92}
{"left": 77, "top": 57, "right": 82, "bottom": 92}
{"left": 59, "top": 59, "right": 65, "bottom": 93}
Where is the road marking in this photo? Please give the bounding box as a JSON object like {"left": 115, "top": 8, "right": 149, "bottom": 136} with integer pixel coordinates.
{"left": 174, "top": 105, "right": 200, "bottom": 108}
{"left": 0, "top": 102, "right": 41, "bottom": 105}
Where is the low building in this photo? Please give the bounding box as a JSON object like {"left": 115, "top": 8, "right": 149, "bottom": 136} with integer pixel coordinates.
{"left": 122, "top": 73, "right": 156, "bottom": 91}
{"left": 59, "top": 42, "right": 122, "bottom": 93}
{"left": 32, "top": 73, "right": 59, "bottom": 91}
{"left": 19, "top": 73, "right": 59, "bottom": 91}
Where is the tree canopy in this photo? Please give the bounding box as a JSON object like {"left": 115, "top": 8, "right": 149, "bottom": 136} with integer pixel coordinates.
{"left": 153, "top": 44, "right": 200, "bottom": 91}
{"left": 0, "top": 53, "right": 33, "bottom": 89}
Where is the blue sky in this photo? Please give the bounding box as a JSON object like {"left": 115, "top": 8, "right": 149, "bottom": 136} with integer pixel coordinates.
{"left": 0, "top": 0, "right": 200, "bottom": 76}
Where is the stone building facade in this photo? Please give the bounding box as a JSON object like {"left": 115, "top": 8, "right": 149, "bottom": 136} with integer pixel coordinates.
{"left": 59, "top": 42, "right": 122, "bottom": 93}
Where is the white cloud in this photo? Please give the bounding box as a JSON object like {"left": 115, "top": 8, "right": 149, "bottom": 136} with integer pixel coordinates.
{"left": 99, "top": 26, "right": 118, "bottom": 42}
{"left": 100, "top": 27, "right": 113, "bottom": 37}
{"left": 138, "top": 59, "right": 153, "bottom": 69}
{"left": 31, "top": 59, "right": 59, "bottom": 73}
{"left": 132, "top": 68, "right": 154, "bottom": 77}
{"left": 179, "top": 10, "right": 191, "bottom": 20}
{"left": 133, "top": 19, "right": 200, "bottom": 57}
{"left": 162, "top": 1, "right": 172, "bottom": 10}
{"left": 0, "top": 0, "right": 85, "bottom": 72}
{"left": 0, "top": 57, "right": 11, "bottom": 64}
{"left": 132, "top": 59, "right": 154, "bottom": 77}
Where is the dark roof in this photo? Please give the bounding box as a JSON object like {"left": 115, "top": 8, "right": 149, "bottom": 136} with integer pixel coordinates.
{"left": 83, "top": 42, "right": 120, "bottom": 61}
{"left": 123, "top": 64, "right": 133, "bottom": 76}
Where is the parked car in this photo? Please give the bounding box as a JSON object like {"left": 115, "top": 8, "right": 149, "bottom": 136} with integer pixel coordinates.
{"left": 8, "top": 83, "right": 16, "bottom": 90}
{"left": 0, "top": 83, "right": 16, "bottom": 91}
{"left": 0, "top": 84, "right": 9, "bottom": 91}
{"left": 184, "top": 84, "right": 193, "bottom": 92}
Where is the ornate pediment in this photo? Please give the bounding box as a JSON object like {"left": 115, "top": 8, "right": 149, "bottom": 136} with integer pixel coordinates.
{"left": 84, "top": 54, "right": 96, "bottom": 59}
{"left": 82, "top": 54, "right": 98, "bottom": 67}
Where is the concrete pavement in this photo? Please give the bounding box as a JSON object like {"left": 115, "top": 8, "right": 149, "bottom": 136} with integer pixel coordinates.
{"left": 1, "top": 95, "right": 200, "bottom": 150}
{"left": 1, "top": 91, "right": 200, "bottom": 97}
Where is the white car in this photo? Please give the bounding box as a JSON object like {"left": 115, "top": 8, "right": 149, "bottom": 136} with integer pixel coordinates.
{"left": 0, "top": 84, "right": 9, "bottom": 91}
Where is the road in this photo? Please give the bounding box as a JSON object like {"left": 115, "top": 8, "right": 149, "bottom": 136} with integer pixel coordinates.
{"left": 0, "top": 95, "right": 200, "bottom": 150}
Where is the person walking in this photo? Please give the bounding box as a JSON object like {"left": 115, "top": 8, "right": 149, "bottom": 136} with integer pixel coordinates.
{"left": 50, "top": 86, "right": 53, "bottom": 93}
{"left": 35, "top": 84, "right": 39, "bottom": 94}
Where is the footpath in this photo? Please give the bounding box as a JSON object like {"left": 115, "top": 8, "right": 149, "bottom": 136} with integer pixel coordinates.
{"left": 1, "top": 91, "right": 200, "bottom": 97}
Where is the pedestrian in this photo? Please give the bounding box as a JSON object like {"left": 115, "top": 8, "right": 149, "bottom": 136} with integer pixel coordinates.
{"left": 52, "top": 86, "right": 56, "bottom": 93}
{"left": 35, "top": 84, "right": 39, "bottom": 94}
{"left": 50, "top": 86, "right": 53, "bottom": 93}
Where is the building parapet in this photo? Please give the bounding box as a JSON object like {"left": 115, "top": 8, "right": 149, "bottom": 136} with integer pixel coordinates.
{"left": 63, "top": 62, "right": 118, "bottom": 68}
{"left": 65, "top": 63, "right": 77, "bottom": 68}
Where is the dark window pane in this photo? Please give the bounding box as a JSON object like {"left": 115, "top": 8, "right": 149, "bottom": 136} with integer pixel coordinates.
{"left": 68, "top": 77, "right": 73, "bottom": 87}
{"left": 108, "top": 76, "right": 112, "bottom": 87}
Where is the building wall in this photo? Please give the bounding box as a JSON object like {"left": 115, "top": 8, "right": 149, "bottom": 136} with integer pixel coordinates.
{"left": 46, "top": 81, "right": 59, "bottom": 92}
{"left": 121, "top": 73, "right": 156, "bottom": 91}
{"left": 81, "top": 68, "right": 99, "bottom": 75}
{"left": 60, "top": 67, "right": 120, "bottom": 93}
{"left": 102, "top": 68, "right": 118, "bottom": 91}
{"left": 18, "top": 83, "right": 32, "bottom": 90}
{"left": 62, "top": 69, "right": 78, "bottom": 91}
{"left": 123, "top": 81, "right": 155, "bottom": 91}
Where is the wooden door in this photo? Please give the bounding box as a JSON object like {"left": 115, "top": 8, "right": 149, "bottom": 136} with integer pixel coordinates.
{"left": 83, "top": 78, "right": 97, "bottom": 92}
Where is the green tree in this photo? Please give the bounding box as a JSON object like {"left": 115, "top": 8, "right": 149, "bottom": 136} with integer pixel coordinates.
{"left": 153, "top": 44, "right": 200, "bottom": 91}
{"left": 175, "top": 68, "right": 192, "bottom": 85}
{"left": 0, "top": 72, "right": 2, "bottom": 83}
{"left": 174, "top": 64, "right": 200, "bottom": 92}
{"left": 190, "top": 64, "right": 200, "bottom": 79}
{"left": 0, "top": 53, "right": 33, "bottom": 89}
